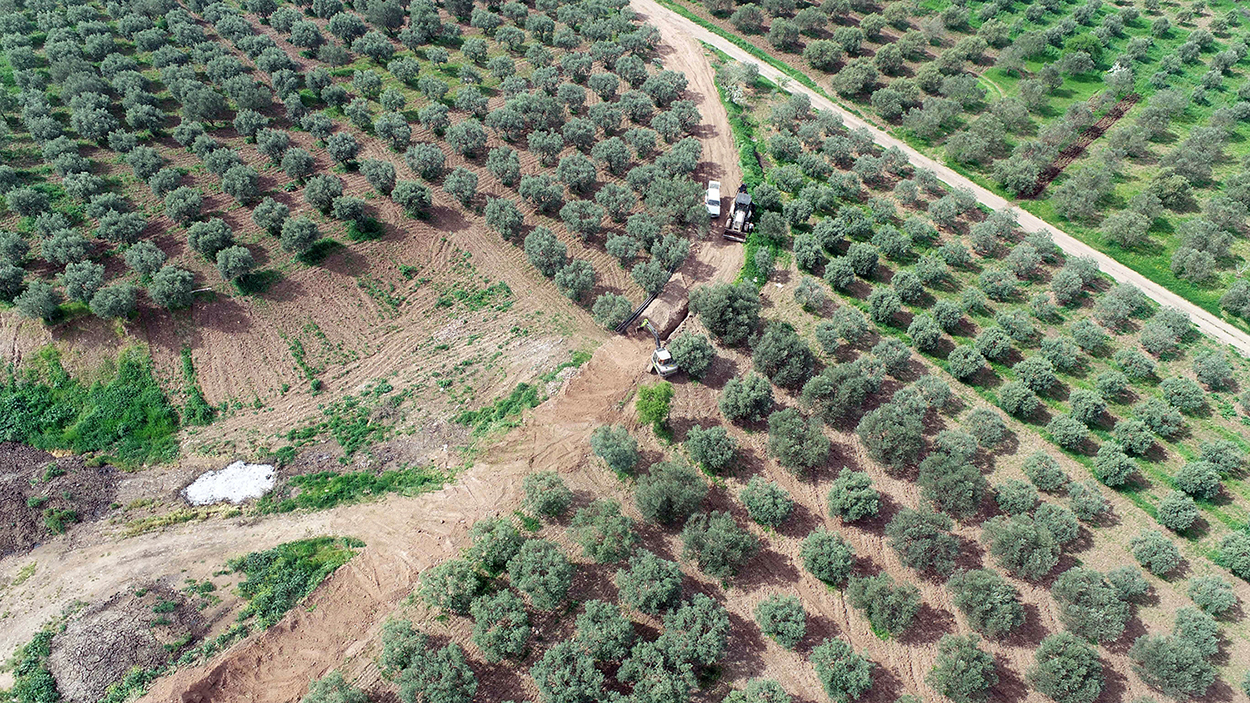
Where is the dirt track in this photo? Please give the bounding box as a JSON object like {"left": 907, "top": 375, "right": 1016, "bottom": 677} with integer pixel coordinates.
{"left": 0, "top": 20, "right": 747, "bottom": 701}
{"left": 632, "top": 0, "right": 1250, "bottom": 361}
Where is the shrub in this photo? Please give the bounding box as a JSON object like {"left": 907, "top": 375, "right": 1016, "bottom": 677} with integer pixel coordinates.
{"left": 681, "top": 511, "right": 758, "bottom": 579}
{"left": 467, "top": 518, "right": 523, "bottom": 576}
{"left": 216, "top": 245, "right": 256, "bottom": 282}
{"left": 801, "top": 528, "right": 854, "bottom": 586}
{"left": 529, "top": 642, "right": 602, "bottom": 703}
{"left": 1035, "top": 503, "right": 1080, "bottom": 546}
{"left": 1136, "top": 398, "right": 1184, "bottom": 438}
{"left": 554, "top": 260, "right": 595, "bottom": 301}
{"left": 1128, "top": 635, "right": 1214, "bottom": 699}
{"left": 948, "top": 569, "right": 1024, "bottom": 638}
{"left": 927, "top": 635, "right": 998, "bottom": 703}
{"left": 1068, "top": 481, "right": 1107, "bottom": 523}
{"left": 668, "top": 333, "right": 715, "bottom": 379}
{"left": 1157, "top": 491, "right": 1199, "bottom": 533}
{"left": 302, "top": 671, "right": 367, "bottom": 703}
{"left": 1052, "top": 568, "right": 1131, "bottom": 642}
{"left": 847, "top": 573, "right": 920, "bottom": 636}
{"left": 995, "top": 480, "right": 1039, "bottom": 515}
{"left": 1172, "top": 606, "right": 1219, "bottom": 659}
{"left": 470, "top": 589, "right": 530, "bottom": 662}
{"left": 1025, "top": 453, "right": 1068, "bottom": 492}
{"left": 281, "top": 217, "right": 321, "bottom": 254}
{"left": 89, "top": 285, "right": 137, "bottom": 320}
{"left": 720, "top": 372, "right": 774, "bottom": 423}
{"left": 998, "top": 382, "right": 1040, "bottom": 418}
{"left": 827, "top": 470, "right": 880, "bottom": 522}
{"left": 886, "top": 508, "right": 959, "bottom": 576}
{"left": 1187, "top": 575, "right": 1237, "bottom": 616}
{"left": 1026, "top": 633, "right": 1103, "bottom": 703}
{"left": 756, "top": 595, "right": 806, "bottom": 650}
{"left": 1161, "top": 377, "right": 1205, "bottom": 414}
{"left": 657, "top": 593, "right": 730, "bottom": 667}
{"left": 575, "top": 600, "right": 635, "bottom": 662}
{"left": 1047, "top": 416, "right": 1089, "bottom": 451}
{"left": 636, "top": 381, "right": 674, "bottom": 430}
{"left": 810, "top": 638, "right": 873, "bottom": 703}
{"left": 982, "top": 514, "right": 1060, "bottom": 581}
{"left": 1221, "top": 531, "right": 1250, "bottom": 580}
{"left": 590, "top": 425, "right": 638, "bottom": 475}
{"left": 507, "top": 539, "right": 572, "bottom": 611}
{"left": 1130, "top": 529, "right": 1181, "bottom": 576}
{"left": 417, "top": 558, "right": 481, "bottom": 614}
{"left": 723, "top": 680, "right": 791, "bottom": 703}
{"left": 685, "top": 425, "right": 736, "bottom": 474}
{"left": 768, "top": 408, "right": 830, "bottom": 474}
{"left": 1108, "top": 566, "right": 1150, "bottom": 603}
{"left": 615, "top": 550, "right": 683, "bottom": 614}
{"left": 740, "top": 477, "right": 794, "bottom": 528}
{"left": 1092, "top": 443, "right": 1135, "bottom": 487}
{"left": 1174, "top": 461, "right": 1221, "bottom": 499}
{"left": 635, "top": 461, "right": 706, "bottom": 525}
{"left": 569, "top": 499, "right": 637, "bottom": 564}
{"left": 523, "top": 470, "right": 572, "bottom": 518}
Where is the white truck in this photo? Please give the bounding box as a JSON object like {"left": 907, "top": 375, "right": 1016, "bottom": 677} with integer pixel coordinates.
{"left": 706, "top": 180, "right": 721, "bottom": 219}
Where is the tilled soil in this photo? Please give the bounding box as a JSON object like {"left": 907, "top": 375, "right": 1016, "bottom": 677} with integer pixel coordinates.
{"left": 0, "top": 443, "right": 118, "bottom": 560}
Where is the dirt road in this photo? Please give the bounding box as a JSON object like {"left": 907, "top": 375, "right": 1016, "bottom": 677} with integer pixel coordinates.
{"left": 631, "top": 0, "right": 1250, "bottom": 359}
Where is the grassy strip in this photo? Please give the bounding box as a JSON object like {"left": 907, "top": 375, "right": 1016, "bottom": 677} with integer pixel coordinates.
{"left": 0, "top": 347, "right": 179, "bottom": 467}
{"left": 229, "top": 537, "right": 361, "bottom": 627}
{"left": 455, "top": 350, "right": 592, "bottom": 438}
{"left": 180, "top": 348, "right": 216, "bottom": 426}
{"left": 256, "top": 464, "right": 447, "bottom": 513}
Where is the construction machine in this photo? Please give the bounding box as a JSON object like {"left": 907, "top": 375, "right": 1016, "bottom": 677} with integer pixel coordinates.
{"left": 723, "top": 183, "right": 754, "bottom": 242}
{"left": 639, "top": 318, "right": 679, "bottom": 377}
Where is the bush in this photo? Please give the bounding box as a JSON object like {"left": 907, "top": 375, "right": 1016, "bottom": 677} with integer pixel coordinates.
{"left": 1047, "top": 416, "right": 1089, "bottom": 451}
{"left": 723, "top": 680, "right": 791, "bottom": 703}
{"left": 657, "top": 593, "right": 730, "bottom": 667}
{"left": 1026, "top": 633, "right": 1103, "bottom": 703}
{"left": 523, "top": 471, "right": 572, "bottom": 518}
{"left": 590, "top": 425, "right": 638, "bottom": 475}
{"left": 690, "top": 283, "right": 760, "bottom": 345}
{"left": 927, "top": 635, "right": 998, "bottom": 703}
{"left": 720, "top": 372, "right": 774, "bottom": 423}
{"left": 982, "top": 515, "right": 1060, "bottom": 580}
{"left": 847, "top": 573, "right": 920, "bottom": 636}
{"left": 947, "top": 345, "right": 986, "bottom": 381}
{"left": 1108, "top": 566, "right": 1150, "bottom": 603}
{"left": 810, "top": 638, "right": 873, "bottom": 703}
{"left": 1136, "top": 398, "right": 1184, "bottom": 438}
{"left": 216, "top": 245, "right": 256, "bottom": 282}
{"left": 469, "top": 589, "right": 530, "bottom": 662}
{"left": 966, "top": 407, "right": 1008, "bottom": 448}
{"left": 681, "top": 511, "right": 758, "bottom": 579}
{"left": 1174, "top": 461, "right": 1221, "bottom": 499}
{"left": 1161, "top": 377, "right": 1205, "bottom": 414}
{"left": 668, "top": 333, "right": 715, "bottom": 379}
{"left": 1052, "top": 568, "right": 1131, "bottom": 642}
{"left": 1221, "top": 531, "right": 1250, "bottom": 580}
{"left": 1128, "top": 635, "right": 1214, "bottom": 699}
{"left": 89, "top": 285, "right": 137, "bottom": 320}
{"left": 998, "top": 382, "right": 1040, "bottom": 419}
{"left": 767, "top": 408, "right": 830, "bottom": 474}
{"left": 281, "top": 217, "right": 321, "bottom": 254}
{"left": 1068, "top": 481, "right": 1108, "bottom": 523}
{"left": 302, "top": 671, "right": 368, "bottom": 703}
{"left": 827, "top": 470, "right": 880, "bottom": 522}
{"left": 755, "top": 595, "right": 806, "bottom": 650}
{"left": 801, "top": 528, "right": 854, "bottom": 586}
{"left": 554, "top": 260, "right": 595, "bottom": 301}
{"left": 948, "top": 568, "right": 1024, "bottom": 638}
{"left": 467, "top": 517, "right": 523, "bottom": 576}
{"left": 995, "top": 480, "right": 1039, "bottom": 515}
{"left": 570, "top": 499, "right": 638, "bottom": 564}
{"left": 636, "top": 381, "right": 674, "bottom": 430}
{"left": 740, "top": 476, "right": 794, "bottom": 528}
{"left": 417, "top": 558, "right": 481, "bottom": 614}
{"left": 886, "top": 508, "right": 959, "bottom": 576}
{"left": 507, "top": 539, "right": 572, "bottom": 611}
{"left": 1187, "top": 575, "right": 1237, "bottom": 616}
{"left": 1157, "top": 490, "right": 1199, "bottom": 533}
{"left": 685, "top": 425, "right": 736, "bottom": 474}
{"left": 635, "top": 461, "right": 706, "bottom": 525}
{"left": 1131, "top": 529, "right": 1181, "bottom": 576}
{"left": 615, "top": 550, "right": 683, "bottom": 614}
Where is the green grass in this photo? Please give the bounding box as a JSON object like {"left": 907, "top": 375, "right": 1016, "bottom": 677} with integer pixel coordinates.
{"left": 0, "top": 347, "right": 179, "bottom": 467}
{"left": 454, "top": 382, "right": 543, "bottom": 437}
{"left": 286, "top": 382, "right": 408, "bottom": 456}
{"left": 228, "top": 537, "right": 360, "bottom": 628}
{"left": 256, "top": 464, "right": 447, "bottom": 513}
{"left": 180, "top": 348, "right": 216, "bottom": 426}
{"left": 7, "top": 628, "right": 60, "bottom": 703}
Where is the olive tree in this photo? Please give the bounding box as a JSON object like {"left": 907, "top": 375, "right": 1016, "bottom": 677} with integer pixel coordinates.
{"left": 740, "top": 476, "right": 794, "bottom": 528}
{"left": 523, "top": 470, "right": 572, "bottom": 518}
{"left": 948, "top": 569, "right": 1024, "bottom": 638}
{"left": 1026, "top": 633, "right": 1103, "bottom": 703}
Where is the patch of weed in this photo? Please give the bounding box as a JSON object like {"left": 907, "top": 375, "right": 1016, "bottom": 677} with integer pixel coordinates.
{"left": 228, "top": 537, "right": 359, "bottom": 627}
{"left": 256, "top": 464, "right": 446, "bottom": 513}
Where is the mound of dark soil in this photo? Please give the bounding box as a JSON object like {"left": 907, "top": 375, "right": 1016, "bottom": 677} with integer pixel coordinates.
{"left": 48, "top": 586, "right": 206, "bottom": 703}
{"left": 0, "top": 442, "right": 119, "bottom": 558}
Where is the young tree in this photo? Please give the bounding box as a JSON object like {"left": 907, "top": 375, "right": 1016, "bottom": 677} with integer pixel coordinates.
{"left": 811, "top": 638, "right": 873, "bottom": 703}
{"left": 590, "top": 425, "right": 638, "bottom": 475}
{"left": 615, "top": 550, "right": 683, "bottom": 614}
{"left": 216, "top": 245, "right": 256, "bottom": 282}
{"left": 1026, "top": 633, "right": 1103, "bottom": 703}
{"left": 467, "top": 517, "right": 523, "bottom": 576}
{"left": 637, "top": 381, "right": 674, "bottom": 430}
{"left": 947, "top": 569, "right": 1024, "bottom": 638}
{"left": 302, "top": 671, "right": 367, "bottom": 703}
{"left": 417, "top": 558, "right": 481, "bottom": 615}
{"left": 681, "top": 510, "right": 759, "bottom": 579}
{"left": 570, "top": 499, "right": 638, "bottom": 564}
{"left": 508, "top": 539, "right": 573, "bottom": 611}
{"left": 148, "top": 265, "right": 195, "bottom": 309}
{"left": 469, "top": 589, "right": 530, "bottom": 662}
{"left": 575, "top": 600, "right": 635, "bottom": 662}
{"left": 927, "top": 635, "right": 998, "bottom": 703}
{"left": 1174, "top": 461, "right": 1222, "bottom": 499}
{"left": 740, "top": 477, "right": 794, "bottom": 528}
{"left": 755, "top": 595, "right": 806, "bottom": 650}
{"left": 524, "top": 228, "right": 568, "bottom": 278}
{"left": 801, "top": 528, "right": 855, "bottom": 586}
{"left": 846, "top": 574, "right": 921, "bottom": 636}
{"left": 886, "top": 508, "right": 959, "bottom": 576}
{"left": 554, "top": 259, "right": 595, "bottom": 301}
{"left": 635, "top": 461, "right": 706, "bottom": 525}
{"left": 857, "top": 401, "right": 925, "bottom": 472}
{"left": 523, "top": 470, "right": 572, "bottom": 518}
{"left": 827, "top": 470, "right": 880, "bottom": 522}
{"left": 685, "top": 425, "right": 736, "bottom": 474}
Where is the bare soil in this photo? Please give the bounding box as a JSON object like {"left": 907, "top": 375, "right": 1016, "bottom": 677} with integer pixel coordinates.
{"left": 0, "top": 443, "right": 119, "bottom": 560}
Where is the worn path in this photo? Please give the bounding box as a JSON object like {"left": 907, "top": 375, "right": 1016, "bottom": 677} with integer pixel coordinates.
{"left": 632, "top": 0, "right": 1250, "bottom": 358}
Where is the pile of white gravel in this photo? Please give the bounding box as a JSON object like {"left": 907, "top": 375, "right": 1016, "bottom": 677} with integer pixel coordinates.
{"left": 183, "top": 461, "right": 276, "bottom": 506}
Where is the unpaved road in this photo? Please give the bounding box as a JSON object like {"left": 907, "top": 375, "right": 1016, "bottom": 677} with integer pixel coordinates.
{"left": 631, "top": 0, "right": 1250, "bottom": 359}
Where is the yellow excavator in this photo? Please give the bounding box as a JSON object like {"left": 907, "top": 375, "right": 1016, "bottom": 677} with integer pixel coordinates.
{"left": 639, "top": 318, "right": 679, "bottom": 377}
